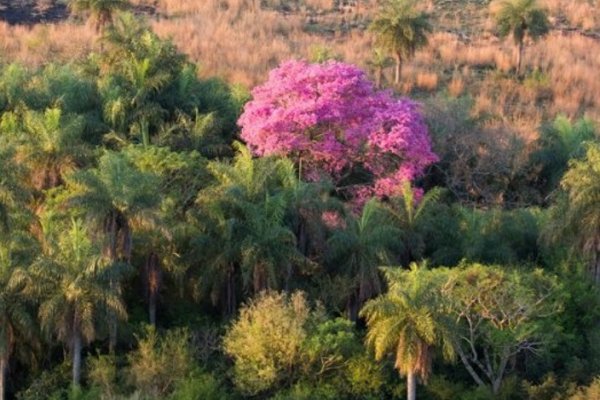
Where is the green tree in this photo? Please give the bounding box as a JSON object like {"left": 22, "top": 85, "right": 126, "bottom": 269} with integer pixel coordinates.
{"left": 328, "top": 199, "right": 400, "bottom": 321}
{"left": 494, "top": 0, "right": 549, "bottom": 75}
{"left": 60, "top": 150, "right": 160, "bottom": 352}
{"left": 385, "top": 183, "right": 444, "bottom": 265}
{"left": 442, "top": 263, "right": 561, "bottom": 394}
{"left": 555, "top": 143, "right": 600, "bottom": 283}
{"left": 360, "top": 264, "right": 455, "bottom": 400}
{"left": 68, "top": 0, "right": 129, "bottom": 33}
{"left": 0, "top": 148, "right": 37, "bottom": 400}
{"left": 11, "top": 220, "right": 127, "bottom": 389}
{"left": 193, "top": 145, "right": 307, "bottom": 313}
{"left": 128, "top": 326, "right": 194, "bottom": 398}
{"left": 369, "top": 0, "right": 431, "bottom": 84}
{"left": 531, "top": 115, "right": 596, "bottom": 199}
{"left": 13, "top": 107, "right": 88, "bottom": 192}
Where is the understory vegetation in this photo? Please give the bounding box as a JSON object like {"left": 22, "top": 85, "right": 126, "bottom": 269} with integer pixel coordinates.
{"left": 1, "top": 0, "right": 600, "bottom": 399}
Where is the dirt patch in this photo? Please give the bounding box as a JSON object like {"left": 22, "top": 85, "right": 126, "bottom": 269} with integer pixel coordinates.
{"left": 0, "top": 0, "right": 68, "bottom": 25}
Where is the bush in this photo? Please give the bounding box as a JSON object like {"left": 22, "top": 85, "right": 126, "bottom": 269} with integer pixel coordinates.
{"left": 169, "top": 370, "right": 230, "bottom": 400}
{"left": 223, "top": 291, "right": 310, "bottom": 395}
{"left": 128, "top": 326, "right": 195, "bottom": 398}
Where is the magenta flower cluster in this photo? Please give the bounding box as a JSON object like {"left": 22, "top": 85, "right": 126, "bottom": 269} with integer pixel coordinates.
{"left": 238, "top": 60, "right": 438, "bottom": 202}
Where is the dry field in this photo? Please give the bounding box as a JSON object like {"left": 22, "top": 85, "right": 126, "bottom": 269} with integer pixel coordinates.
{"left": 1, "top": 0, "right": 600, "bottom": 139}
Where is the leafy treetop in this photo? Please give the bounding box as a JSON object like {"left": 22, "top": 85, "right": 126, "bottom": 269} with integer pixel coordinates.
{"left": 238, "top": 60, "right": 437, "bottom": 205}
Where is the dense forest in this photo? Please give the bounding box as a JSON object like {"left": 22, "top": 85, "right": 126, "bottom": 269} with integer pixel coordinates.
{"left": 1, "top": 0, "right": 600, "bottom": 399}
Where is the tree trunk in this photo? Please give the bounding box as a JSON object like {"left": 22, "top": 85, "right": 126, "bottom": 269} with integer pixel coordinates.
{"left": 394, "top": 52, "right": 402, "bottom": 85}
{"left": 516, "top": 41, "right": 524, "bottom": 76}
{"left": 407, "top": 371, "right": 417, "bottom": 400}
{"left": 0, "top": 355, "right": 6, "bottom": 400}
{"left": 108, "top": 279, "right": 118, "bottom": 354}
{"left": 455, "top": 345, "right": 486, "bottom": 387}
{"left": 347, "top": 293, "right": 359, "bottom": 322}
{"left": 72, "top": 330, "right": 83, "bottom": 389}
{"left": 375, "top": 66, "right": 383, "bottom": 89}
{"left": 146, "top": 252, "right": 161, "bottom": 326}
{"left": 226, "top": 266, "right": 236, "bottom": 315}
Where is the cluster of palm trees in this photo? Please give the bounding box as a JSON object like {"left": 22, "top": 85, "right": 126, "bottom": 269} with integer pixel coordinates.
{"left": 370, "top": 0, "right": 549, "bottom": 84}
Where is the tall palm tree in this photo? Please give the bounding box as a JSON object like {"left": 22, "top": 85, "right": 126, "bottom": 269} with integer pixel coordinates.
{"left": 556, "top": 143, "right": 600, "bottom": 283}
{"left": 494, "top": 0, "right": 549, "bottom": 75}
{"left": 60, "top": 150, "right": 160, "bottom": 352}
{"left": 328, "top": 199, "right": 401, "bottom": 321}
{"left": 11, "top": 220, "right": 127, "bottom": 389}
{"left": 0, "top": 272, "right": 37, "bottom": 400}
{"left": 360, "top": 264, "right": 455, "bottom": 400}
{"left": 68, "top": 0, "right": 129, "bottom": 33}
{"left": 369, "top": 0, "right": 431, "bottom": 84}
{"left": 0, "top": 153, "right": 37, "bottom": 400}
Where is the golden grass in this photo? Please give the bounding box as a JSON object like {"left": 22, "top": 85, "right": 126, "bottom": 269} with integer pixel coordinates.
{"left": 0, "top": 0, "right": 599, "bottom": 132}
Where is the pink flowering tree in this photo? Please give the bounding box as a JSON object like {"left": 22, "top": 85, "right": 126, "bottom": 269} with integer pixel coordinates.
{"left": 238, "top": 60, "right": 437, "bottom": 205}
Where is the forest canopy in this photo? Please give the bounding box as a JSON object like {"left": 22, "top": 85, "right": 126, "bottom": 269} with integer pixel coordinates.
{"left": 0, "top": 0, "right": 600, "bottom": 399}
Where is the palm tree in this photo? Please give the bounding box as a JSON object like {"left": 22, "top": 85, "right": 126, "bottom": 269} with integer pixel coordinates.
{"left": 0, "top": 273, "right": 37, "bottom": 400}
{"left": 369, "top": 0, "right": 431, "bottom": 85}
{"left": 193, "top": 144, "right": 306, "bottom": 313}
{"left": 367, "top": 49, "right": 394, "bottom": 89}
{"left": 328, "top": 199, "right": 401, "bottom": 321}
{"left": 61, "top": 150, "right": 160, "bottom": 352}
{"left": 11, "top": 220, "right": 127, "bottom": 389}
{"left": 494, "top": 0, "right": 549, "bottom": 75}
{"left": 17, "top": 108, "right": 88, "bottom": 192}
{"left": 0, "top": 157, "right": 37, "bottom": 400}
{"left": 239, "top": 194, "right": 307, "bottom": 294}
{"left": 360, "top": 264, "right": 454, "bottom": 400}
{"left": 385, "top": 183, "right": 444, "bottom": 265}
{"left": 556, "top": 143, "right": 600, "bottom": 283}
{"left": 68, "top": 0, "right": 129, "bottom": 33}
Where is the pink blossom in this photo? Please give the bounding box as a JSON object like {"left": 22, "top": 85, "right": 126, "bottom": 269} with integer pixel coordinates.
{"left": 238, "top": 60, "right": 438, "bottom": 206}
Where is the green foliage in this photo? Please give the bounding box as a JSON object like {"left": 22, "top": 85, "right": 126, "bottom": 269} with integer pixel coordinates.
{"left": 87, "top": 354, "right": 119, "bottom": 399}
{"left": 549, "top": 143, "right": 600, "bottom": 282}
{"left": 530, "top": 115, "right": 596, "bottom": 196}
{"left": 327, "top": 199, "right": 401, "bottom": 319}
{"left": 169, "top": 370, "right": 230, "bottom": 400}
{"left": 495, "top": 0, "right": 549, "bottom": 44}
{"left": 128, "top": 326, "right": 195, "bottom": 398}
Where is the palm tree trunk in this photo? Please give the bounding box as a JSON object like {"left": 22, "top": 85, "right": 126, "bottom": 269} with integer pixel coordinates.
{"left": 72, "top": 330, "right": 83, "bottom": 389}
{"left": 0, "top": 355, "right": 7, "bottom": 400}
{"left": 106, "top": 211, "right": 118, "bottom": 354}
{"left": 516, "top": 40, "right": 524, "bottom": 76}
{"left": 226, "top": 265, "right": 236, "bottom": 315}
{"left": 394, "top": 52, "right": 402, "bottom": 85}
{"left": 375, "top": 66, "right": 383, "bottom": 89}
{"left": 108, "top": 278, "right": 118, "bottom": 354}
{"left": 146, "top": 252, "right": 161, "bottom": 326}
{"left": 347, "top": 293, "right": 359, "bottom": 322}
{"left": 407, "top": 371, "right": 417, "bottom": 400}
